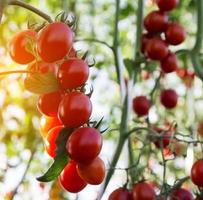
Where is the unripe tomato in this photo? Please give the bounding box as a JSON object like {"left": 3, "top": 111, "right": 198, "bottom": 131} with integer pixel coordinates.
{"left": 40, "top": 116, "right": 62, "bottom": 137}
{"left": 77, "top": 157, "right": 105, "bottom": 185}
{"left": 67, "top": 127, "right": 102, "bottom": 164}
{"left": 191, "top": 160, "right": 203, "bottom": 187}
{"left": 58, "top": 92, "right": 92, "bottom": 128}
{"left": 160, "top": 89, "right": 178, "bottom": 109}
{"left": 59, "top": 160, "right": 87, "bottom": 193}
{"left": 57, "top": 58, "right": 89, "bottom": 90}
{"left": 133, "top": 182, "right": 156, "bottom": 200}
{"left": 45, "top": 126, "right": 64, "bottom": 158}
{"left": 144, "top": 11, "right": 168, "bottom": 34}
{"left": 37, "top": 22, "right": 73, "bottom": 63}
{"left": 38, "top": 90, "right": 64, "bottom": 117}
{"left": 160, "top": 52, "right": 178, "bottom": 73}
{"left": 132, "top": 96, "right": 151, "bottom": 116}
{"left": 169, "top": 188, "right": 194, "bottom": 200}
{"left": 197, "top": 122, "right": 203, "bottom": 137}
{"left": 108, "top": 188, "right": 132, "bottom": 200}
{"left": 146, "top": 38, "right": 168, "bottom": 60}
{"left": 9, "top": 30, "right": 36, "bottom": 64}
{"left": 165, "top": 23, "right": 186, "bottom": 45}
{"left": 156, "top": 0, "right": 179, "bottom": 12}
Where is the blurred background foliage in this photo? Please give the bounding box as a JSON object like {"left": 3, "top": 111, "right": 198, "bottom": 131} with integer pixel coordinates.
{"left": 0, "top": 0, "right": 202, "bottom": 199}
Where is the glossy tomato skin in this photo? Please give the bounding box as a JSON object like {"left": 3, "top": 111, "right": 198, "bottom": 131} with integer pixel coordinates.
{"left": 38, "top": 90, "right": 64, "bottom": 117}
{"left": 156, "top": 0, "right": 179, "bottom": 12}
{"left": 9, "top": 30, "right": 36, "bottom": 64}
{"left": 146, "top": 38, "right": 168, "bottom": 60}
{"left": 59, "top": 160, "right": 87, "bottom": 193}
{"left": 40, "top": 116, "right": 62, "bottom": 137}
{"left": 37, "top": 22, "right": 73, "bottom": 63}
{"left": 108, "top": 188, "right": 132, "bottom": 200}
{"left": 191, "top": 160, "right": 203, "bottom": 187}
{"left": 132, "top": 96, "right": 151, "bottom": 116}
{"left": 77, "top": 157, "right": 105, "bottom": 185}
{"left": 133, "top": 182, "right": 156, "bottom": 200}
{"left": 160, "top": 89, "right": 178, "bottom": 109}
{"left": 169, "top": 188, "right": 194, "bottom": 200}
{"left": 45, "top": 125, "right": 64, "bottom": 158}
{"left": 165, "top": 23, "right": 186, "bottom": 45}
{"left": 58, "top": 92, "right": 92, "bottom": 128}
{"left": 144, "top": 11, "right": 168, "bottom": 34}
{"left": 160, "top": 52, "right": 178, "bottom": 73}
{"left": 57, "top": 58, "right": 89, "bottom": 90}
{"left": 67, "top": 127, "right": 102, "bottom": 164}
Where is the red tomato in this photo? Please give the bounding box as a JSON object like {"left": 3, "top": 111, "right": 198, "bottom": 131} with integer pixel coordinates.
{"left": 108, "top": 188, "right": 132, "bottom": 200}
{"left": 67, "top": 127, "right": 102, "bottom": 164}
{"left": 191, "top": 160, "right": 203, "bottom": 187}
{"left": 9, "top": 30, "right": 36, "bottom": 64}
{"left": 132, "top": 96, "right": 151, "bottom": 116}
{"left": 45, "top": 125, "right": 64, "bottom": 158}
{"left": 133, "top": 182, "right": 156, "bottom": 200}
{"left": 146, "top": 38, "right": 168, "bottom": 60}
{"left": 160, "top": 89, "right": 178, "bottom": 109}
{"left": 59, "top": 160, "right": 87, "bottom": 193}
{"left": 165, "top": 23, "right": 186, "bottom": 45}
{"left": 40, "top": 116, "right": 62, "bottom": 137}
{"left": 58, "top": 92, "right": 92, "bottom": 128}
{"left": 141, "top": 33, "right": 152, "bottom": 54}
{"left": 144, "top": 11, "right": 168, "bottom": 34}
{"left": 77, "top": 157, "right": 105, "bottom": 185}
{"left": 156, "top": 0, "right": 179, "bottom": 12}
{"left": 38, "top": 90, "right": 64, "bottom": 117}
{"left": 37, "top": 22, "right": 73, "bottom": 63}
{"left": 169, "top": 188, "right": 194, "bottom": 200}
{"left": 57, "top": 58, "right": 89, "bottom": 90}
{"left": 160, "top": 52, "right": 178, "bottom": 73}
{"left": 197, "top": 122, "right": 203, "bottom": 137}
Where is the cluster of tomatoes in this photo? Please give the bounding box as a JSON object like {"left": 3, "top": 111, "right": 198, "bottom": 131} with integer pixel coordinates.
{"left": 9, "top": 20, "right": 105, "bottom": 193}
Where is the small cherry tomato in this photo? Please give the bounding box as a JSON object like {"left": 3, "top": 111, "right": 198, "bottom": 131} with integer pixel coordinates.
{"left": 132, "top": 96, "right": 151, "bottom": 116}
{"left": 169, "top": 188, "right": 194, "bottom": 200}
{"left": 144, "top": 11, "right": 168, "bottom": 34}
{"left": 133, "top": 182, "right": 156, "bottom": 200}
{"left": 141, "top": 33, "right": 152, "bottom": 54}
{"left": 77, "top": 157, "right": 105, "bottom": 185}
{"left": 67, "top": 127, "right": 102, "bottom": 164}
{"left": 108, "top": 188, "right": 132, "bottom": 200}
{"left": 197, "top": 122, "right": 203, "bottom": 138}
{"left": 57, "top": 58, "right": 89, "bottom": 90}
{"left": 9, "top": 30, "right": 36, "bottom": 64}
{"left": 191, "top": 160, "right": 203, "bottom": 187}
{"left": 37, "top": 22, "right": 73, "bottom": 63}
{"left": 160, "top": 89, "right": 178, "bottom": 109}
{"left": 160, "top": 52, "right": 178, "bottom": 73}
{"left": 59, "top": 160, "right": 87, "bottom": 193}
{"left": 165, "top": 23, "right": 186, "bottom": 45}
{"left": 156, "top": 0, "right": 179, "bottom": 12}
{"left": 58, "top": 92, "right": 92, "bottom": 128}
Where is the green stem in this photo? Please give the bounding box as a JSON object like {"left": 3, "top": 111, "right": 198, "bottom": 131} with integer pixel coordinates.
{"left": 7, "top": 0, "right": 53, "bottom": 23}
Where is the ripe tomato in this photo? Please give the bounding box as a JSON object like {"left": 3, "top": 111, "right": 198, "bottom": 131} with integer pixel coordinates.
{"left": 144, "top": 11, "right": 168, "bottom": 34}
{"left": 108, "top": 188, "right": 132, "bottom": 200}
{"left": 160, "top": 52, "right": 178, "bottom": 73}
{"left": 67, "top": 127, "right": 102, "bottom": 164}
{"left": 132, "top": 96, "right": 151, "bottom": 116}
{"left": 9, "top": 30, "right": 36, "bottom": 64}
{"left": 156, "top": 0, "right": 179, "bottom": 12}
{"left": 146, "top": 38, "right": 168, "bottom": 60}
{"left": 59, "top": 160, "right": 87, "bottom": 193}
{"left": 45, "top": 125, "right": 64, "bottom": 158}
{"left": 58, "top": 92, "right": 92, "bottom": 128}
{"left": 141, "top": 33, "right": 152, "bottom": 54}
{"left": 197, "top": 122, "right": 203, "bottom": 137}
{"left": 160, "top": 89, "right": 178, "bottom": 109}
{"left": 77, "top": 157, "right": 105, "bottom": 185}
{"left": 133, "top": 182, "right": 156, "bottom": 200}
{"left": 38, "top": 90, "right": 64, "bottom": 117}
{"left": 169, "top": 188, "right": 194, "bottom": 200}
{"left": 165, "top": 23, "right": 186, "bottom": 45}
{"left": 40, "top": 116, "right": 62, "bottom": 137}
{"left": 37, "top": 22, "right": 73, "bottom": 63}
{"left": 191, "top": 160, "right": 203, "bottom": 187}
{"left": 57, "top": 58, "right": 89, "bottom": 90}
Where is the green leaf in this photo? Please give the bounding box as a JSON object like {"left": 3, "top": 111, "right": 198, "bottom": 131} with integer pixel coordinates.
{"left": 124, "top": 58, "right": 135, "bottom": 78}
{"left": 24, "top": 72, "right": 60, "bottom": 94}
